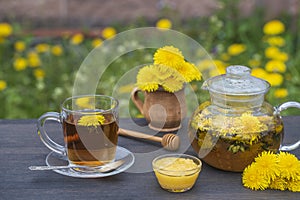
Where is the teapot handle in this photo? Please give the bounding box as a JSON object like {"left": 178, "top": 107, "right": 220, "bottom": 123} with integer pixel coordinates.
{"left": 131, "top": 87, "right": 144, "bottom": 115}
{"left": 275, "top": 101, "right": 300, "bottom": 151}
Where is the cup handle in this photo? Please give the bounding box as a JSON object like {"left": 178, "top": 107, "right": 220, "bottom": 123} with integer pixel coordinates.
{"left": 37, "top": 112, "right": 66, "bottom": 156}
{"left": 131, "top": 87, "right": 144, "bottom": 115}
{"left": 275, "top": 101, "right": 300, "bottom": 151}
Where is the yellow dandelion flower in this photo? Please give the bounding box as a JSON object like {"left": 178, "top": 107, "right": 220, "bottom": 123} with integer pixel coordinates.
{"left": 254, "top": 151, "right": 280, "bottom": 181}
{"left": 153, "top": 46, "right": 185, "bottom": 70}
{"left": 33, "top": 69, "right": 45, "bottom": 79}
{"left": 209, "top": 60, "right": 226, "bottom": 77}
{"left": 136, "top": 65, "right": 160, "bottom": 92}
{"left": 248, "top": 59, "right": 261, "bottom": 68}
{"left": 251, "top": 68, "right": 268, "bottom": 79}
{"left": 242, "top": 164, "right": 269, "bottom": 190}
{"left": 277, "top": 152, "right": 300, "bottom": 181}
{"left": 277, "top": 52, "right": 289, "bottom": 62}
{"left": 265, "top": 46, "right": 280, "bottom": 59}
{"left": 14, "top": 41, "right": 26, "bottom": 52}
{"left": 78, "top": 114, "right": 105, "bottom": 127}
{"left": 274, "top": 88, "right": 288, "bottom": 98}
{"left": 269, "top": 177, "right": 288, "bottom": 191}
{"left": 0, "top": 80, "right": 7, "bottom": 91}
{"left": 92, "top": 38, "right": 103, "bottom": 48}
{"left": 197, "top": 59, "right": 215, "bottom": 71}
{"left": 287, "top": 179, "right": 300, "bottom": 192}
{"left": 13, "top": 57, "right": 27, "bottom": 71}
{"left": 27, "top": 52, "right": 41, "bottom": 68}
{"left": 177, "top": 61, "right": 201, "bottom": 82}
{"left": 102, "top": 27, "right": 116, "bottom": 39}
{"left": 35, "top": 43, "right": 49, "bottom": 53}
{"left": 227, "top": 44, "right": 246, "bottom": 56}
{"left": 263, "top": 20, "right": 285, "bottom": 35}
{"left": 51, "top": 45, "right": 63, "bottom": 56}
{"left": 156, "top": 18, "right": 172, "bottom": 29}
{"left": 265, "top": 73, "right": 283, "bottom": 87}
{"left": 265, "top": 60, "right": 286, "bottom": 73}
{"left": 70, "top": 33, "right": 84, "bottom": 45}
{"left": 266, "top": 36, "right": 285, "bottom": 46}
{"left": 0, "top": 23, "right": 13, "bottom": 37}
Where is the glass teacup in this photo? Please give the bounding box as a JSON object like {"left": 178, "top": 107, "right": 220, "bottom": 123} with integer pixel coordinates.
{"left": 37, "top": 95, "right": 119, "bottom": 168}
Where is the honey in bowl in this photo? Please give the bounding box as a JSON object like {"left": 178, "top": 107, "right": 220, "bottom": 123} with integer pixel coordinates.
{"left": 152, "top": 154, "right": 202, "bottom": 193}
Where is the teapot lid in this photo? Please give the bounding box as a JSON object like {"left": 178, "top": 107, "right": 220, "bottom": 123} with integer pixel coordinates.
{"left": 202, "top": 65, "right": 270, "bottom": 95}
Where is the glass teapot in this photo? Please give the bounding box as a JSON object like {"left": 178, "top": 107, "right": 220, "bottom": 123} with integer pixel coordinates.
{"left": 189, "top": 65, "right": 300, "bottom": 172}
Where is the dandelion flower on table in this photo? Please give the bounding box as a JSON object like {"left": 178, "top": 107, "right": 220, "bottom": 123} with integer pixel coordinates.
{"left": 156, "top": 18, "right": 172, "bottom": 29}
{"left": 287, "top": 179, "right": 300, "bottom": 192}
{"left": 263, "top": 20, "right": 285, "bottom": 35}
{"left": 242, "top": 164, "right": 269, "bottom": 190}
{"left": 277, "top": 152, "right": 300, "bottom": 181}
{"left": 102, "top": 27, "right": 116, "bottom": 39}
{"left": 254, "top": 151, "right": 280, "bottom": 181}
{"left": 153, "top": 46, "right": 185, "bottom": 70}
{"left": 269, "top": 177, "right": 288, "bottom": 191}
{"left": 136, "top": 65, "right": 160, "bottom": 92}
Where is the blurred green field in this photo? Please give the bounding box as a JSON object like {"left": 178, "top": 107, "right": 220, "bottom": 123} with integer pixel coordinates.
{"left": 0, "top": 2, "right": 299, "bottom": 119}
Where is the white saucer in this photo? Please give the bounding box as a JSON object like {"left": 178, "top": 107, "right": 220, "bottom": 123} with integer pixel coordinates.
{"left": 45, "top": 146, "right": 135, "bottom": 178}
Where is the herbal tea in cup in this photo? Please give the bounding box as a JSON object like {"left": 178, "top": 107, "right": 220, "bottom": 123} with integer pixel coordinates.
{"left": 37, "top": 95, "right": 119, "bottom": 167}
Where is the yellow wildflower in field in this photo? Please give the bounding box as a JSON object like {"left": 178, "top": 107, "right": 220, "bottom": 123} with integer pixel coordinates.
{"left": 51, "top": 45, "right": 63, "bottom": 56}
{"left": 33, "top": 69, "right": 45, "bottom": 79}
{"left": 265, "top": 60, "right": 286, "bottom": 73}
{"left": 263, "top": 20, "right": 285, "bottom": 35}
{"left": 209, "top": 59, "right": 226, "bottom": 77}
{"left": 13, "top": 57, "right": 27, "bottom": 71}
{"left": 14, "top": 41, "right": 26, "bottom": 52}
{"left": 276, "top": 52, "right": 289, "bottom": 62}
{"left": 35, "top": 43, "right": 49, "bottom": 53}
{"left": 274, "top": 88, "right": 288, "bottom": 98}
{"left": 264, "top": 46, "right": 280, "bottom": 59}
{"left": 70, "top": 33, "right": 84, "bottom": 45}
{"left": 265, "top": 73, "right": 283, "bottom": 86}
{"left": 92, "top": 38, "right": 103, "bottom": 48}
{"left": 227, "top": 44, "right": 246, "bottom": 56}
{"left": 27, "top": 52, "right": 41, "bottom": 67}
{"left": 251, "top": 68, "right": 268, "bottom": 79}
{"left": 0, "top": 80, "right": 7, "bottom": 91}
{"left": 156, "top": 18, "right": 172, "bottom": 29}
{"left": 0, "top": 23, "right": 13, "bottom": 37}
{"left": 102, "top": 27, "right": 116, "bottom": 39}
{"left": 266, "top": 36, "right": 285, "bottom": 46}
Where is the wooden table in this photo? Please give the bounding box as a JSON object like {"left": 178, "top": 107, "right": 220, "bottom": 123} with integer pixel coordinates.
{"left": 0, "top": 117, "right": 299, "bottom": 200}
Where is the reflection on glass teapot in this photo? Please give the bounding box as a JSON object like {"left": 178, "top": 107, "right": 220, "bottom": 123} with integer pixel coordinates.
{"left": 189, "top": 65, "right": 300, "bottom": 172}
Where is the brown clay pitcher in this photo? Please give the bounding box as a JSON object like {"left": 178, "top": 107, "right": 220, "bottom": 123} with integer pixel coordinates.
{"left": 131, "top": 87, "right": 187, "bottom": 132}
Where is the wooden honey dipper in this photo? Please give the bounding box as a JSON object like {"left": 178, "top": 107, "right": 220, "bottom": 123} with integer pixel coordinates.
{"left": 118, "top": 128, "right": 180, "bottom": 151}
